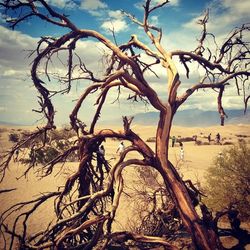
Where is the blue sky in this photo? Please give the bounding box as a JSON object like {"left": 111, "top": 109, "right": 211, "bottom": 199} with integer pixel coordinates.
{"left": 0, "top": 0, "right": 249, "bottom": 126}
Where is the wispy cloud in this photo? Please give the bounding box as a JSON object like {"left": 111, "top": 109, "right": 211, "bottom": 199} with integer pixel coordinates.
{"left": 0, "top": 26, "right": 127, "bottom": 124}
{"left": 0, "top": 106, "right": 7, "bottom": 112}
{"left": 80, "top": 0, "right": 107, "bottom": 10}
{"left": 150, "top": 15, "right": 159, "bottom": 26}
{"left": 99, "top": 10, "right": 129, "bottom": 34}
{"left": 47, "top": 0, "right": 77, "bottom": 9}
{"left": 0, "top": 26, "right": 36, "bottom": 80}
{"left": 183, "top": 0, "right": 250, "bottom": 34}
{"left": 0, "top": 0, "right": 247, "bottom": 125}
{"left": 152, "top": 0, "right": 179, "bottom": 7}
{"left": 135, "top": 0, "right": 180, "bottom": 10}
{"left": 79, "top": 1, "right": 129, "bottom": 33}
{"left": 2, "top": 69, "right": 26, "bottom": 77}
{"left": 101, "top": 19, "right": 128, "bottom": 33}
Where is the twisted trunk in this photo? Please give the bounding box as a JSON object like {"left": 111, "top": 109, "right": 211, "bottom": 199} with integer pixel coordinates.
{"left": 155, "top": 108, "right": 222, "bottom": 250}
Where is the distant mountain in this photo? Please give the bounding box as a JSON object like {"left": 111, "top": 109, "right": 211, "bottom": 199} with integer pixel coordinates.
{"left": 1, "top": 109, "right": 249, "bottom": 127}
{"left": 0, "top": 120, "right": 31, "bottom": 126}
{"left": 133, "top": 109, "right": 250, "bottom": 127}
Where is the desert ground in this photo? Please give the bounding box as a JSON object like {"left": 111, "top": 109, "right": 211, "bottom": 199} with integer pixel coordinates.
{"left": 0, "top": 123, "right": 250, "bottom": 249}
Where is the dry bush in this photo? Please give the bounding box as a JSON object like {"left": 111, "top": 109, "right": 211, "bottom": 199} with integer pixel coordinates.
{"left": 204, "top": 141, "right": 250, "bottom": 220}
{"left": 8, "top": 133, "right": 19, "bottom": 143}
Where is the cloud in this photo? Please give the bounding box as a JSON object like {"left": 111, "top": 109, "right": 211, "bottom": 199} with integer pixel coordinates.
{"left": 99, "top": 10, "right": 129, "bottom": 33}
{"left": 150, "top": 15, "right": 159, "bottom": 26}
{"left": 169, "top": 0, "right": 179, "bottom": 6}
{"left": 211, "top": 0, "right": 249, "bottom": 16}
{"left": 108, "top": 10, "right": 124, "bottom": 19}
{"left": 135, "top": 0, "right": 179, "bottom": 10}
{"left": 47, "top": 0, "right": 77, "bottom": 9}
{"left": 0, "top": 26, "right": 37, "bottom": 81}
{"left": 0, "top": 26, "right": 126, "bottom": 125}
{"left": 0, "top": 0, "right": 247, "bottom": 126}
{"left": 0, "top": 106, "right": 7, "bottom": 112}
{"left": 2, "top": 69, "right": 25, "bottom": 77}
{"left": 79, "top": 1, "right": 129, "bottom": 33}
{"left": 80, "top": 0, "right": 107, "bottom": 10}
{"left": 101, "top": 19, "right": 128, "bottom": 33}
{"left": 151, "top": 0, "right": 179, "bottom": 7}
{"left": 0, "top": 26, "right": 109, "bottom": 83}
{"left": 183, "top": 0, "right": 249, "bottom": 35}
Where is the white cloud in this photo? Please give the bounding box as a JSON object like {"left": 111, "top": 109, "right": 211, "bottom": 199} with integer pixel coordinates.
{"left": 0, "top": 13, "right": 7, "bottom": 24}
{"left": 213, "top": 0, "right": 249, "bottom": 16}
{"left": 169, "top": 0, "right": 179, "bottom": 6}
{"left": 101, "top": 19, "right": 128, "bottom": 33}
{"left": 0, "top": 0, "right": 247, "bottom": 125}
{"left": 2, "top": 69, "right": 25, "bottom": 77}
{"left": 47, "top": 0, "right": 76, "bottom": 8}
{"left": 150, "top": 15, "right": 159, "bottom": 26}
{"left": 183, "top": 0, "right": 250, "bottom": 35}
{"left": 0, "top": 106, "right": 7, "bottom": 112}
{"left": 0, "top": 26, "right": 36, "bottom": 78}
{"left": 108, "top": 10, "right": 124, "bottom": 19}
{"left": 80, "top": 0, "right": 107, "bottom": 10}
{"left": 100, "top": 10, "right": 129, "bottom": 34}
{"left": 0, "top": 26, "right": 122, "bottom": 125}
{"left": 152, "top": 0, "right": 179, "bottom": 7}
{"left": 182, "top": 13, "right": 206, "bottom": 31}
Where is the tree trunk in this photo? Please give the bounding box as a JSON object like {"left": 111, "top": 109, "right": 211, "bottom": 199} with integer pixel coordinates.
{"left": 156, "top": 109, "right": 222, "bottom": 250}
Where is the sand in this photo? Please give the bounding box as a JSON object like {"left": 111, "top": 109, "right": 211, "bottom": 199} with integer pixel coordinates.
{"left": 0, "top": 123, "right": 250, "bottom": 249}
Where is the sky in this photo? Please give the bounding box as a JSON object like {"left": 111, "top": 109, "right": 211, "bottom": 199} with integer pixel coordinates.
{"left": 0, "top": 0, "right": 249, "bottom": 126}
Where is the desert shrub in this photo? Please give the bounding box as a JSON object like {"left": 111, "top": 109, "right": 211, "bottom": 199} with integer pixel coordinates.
{"left": 34, "top": 148, "right": 45, "bottom": 164}
{"left": 30, "top": 147, "right": 60, "bottom": 165}
{"left": 235, "top": 134, "right": 248, "bottom": 138}
{"left": 43, "top": 147, "right": 60, "bottom": 163}
{"left": 222, "top": 141, "right": 234, "bottom": 145}
{"left": 19, "top": 132, "right": 50, "bottom": 148}
{"left": 195, "top": 140, "right": 202, "bottom": 145}
{"left": 56, "top": 139, "right": 72, "bottom": 151}
{"left": 178, "top": 137, "right": 195, "bottom": 142}
{"left": 50, "top": 126, "right": 75, "bottom": 141}
{"left": 20, "top": 127, "right": 76, "bottom": 148}
{"left": 9, "top": 133, "right": 19, "bottom": 142}
{"left": 204, "top": 141, "right": 250, "bottom": 220}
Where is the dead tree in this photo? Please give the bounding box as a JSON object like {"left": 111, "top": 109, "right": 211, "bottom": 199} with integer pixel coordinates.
{"left": 0, "top": 0, "right": 249, "bottom": 249}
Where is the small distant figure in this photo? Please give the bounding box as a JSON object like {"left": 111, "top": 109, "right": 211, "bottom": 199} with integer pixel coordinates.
{"left": 98, "top": 145, "right": 105, "bottom": 156}
{"left": 216, "top": 133, "right": 221, "bottom": 144}
{"left": 208, "top": 133, "right": 211, "bottom": 143}
{"left": 179, "top": 141, "right": 183, "bottom": 147}
{"left": 217, "top": 151, "right": 223, "bottom": 159}
{"left": 180, "top": 146, "right": 184, "bottom": 161}
{"left": 171, "top": 136, "right": 176, "bottom": 147}
{"left": 116, "top": 141, "right": 125, "bottom": 155}
{"left": 14, "top": 149, "right": 19, "bottom": 162}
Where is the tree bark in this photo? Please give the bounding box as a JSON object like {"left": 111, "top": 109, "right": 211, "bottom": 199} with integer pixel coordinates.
{"left": 155, "top": 109, "right": 222, "bottom": 250}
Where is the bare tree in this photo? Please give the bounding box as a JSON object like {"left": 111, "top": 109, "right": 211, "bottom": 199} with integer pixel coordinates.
{"left": 0, "top": 0, "right": 249, "bottom": 249}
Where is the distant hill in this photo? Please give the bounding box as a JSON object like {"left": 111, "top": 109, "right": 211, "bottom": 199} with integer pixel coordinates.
{"left": 0, "top": 121, "right": 31, "bottom": 127}
{"left": 133, "top": 109, "right": 250, "bottom": 127}
{"left": 2, "top": 109, "right": 249, "bottom": 127}
{"left": 0, "top": 120, "right": 24, "bottom": 126}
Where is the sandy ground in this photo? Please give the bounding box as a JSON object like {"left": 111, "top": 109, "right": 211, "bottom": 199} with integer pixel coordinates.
{"left": 0, "top": 124, "right": 250, "bottom": 249}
